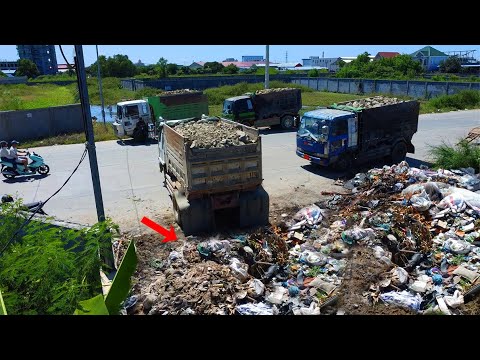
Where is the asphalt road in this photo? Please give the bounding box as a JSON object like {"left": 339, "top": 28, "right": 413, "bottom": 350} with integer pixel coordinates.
{"left": 2, "top": 110, "right": 478, "bottom": 231}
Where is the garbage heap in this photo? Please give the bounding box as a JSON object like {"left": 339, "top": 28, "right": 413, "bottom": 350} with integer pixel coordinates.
{"left": 134, "top": 161, "right": 480, "bottom": 315}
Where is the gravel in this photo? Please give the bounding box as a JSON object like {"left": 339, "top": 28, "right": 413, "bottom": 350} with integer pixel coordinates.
{"left": 341, "top": 96, "right": 405, "bottom": 109}
{"left": 174, "top": 120, "right": 256, "bottom": 149}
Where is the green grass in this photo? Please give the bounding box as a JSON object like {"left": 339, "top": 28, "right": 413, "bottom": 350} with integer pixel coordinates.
{"left": 422, "top": 90, "right": 480, "bottom": 113}
{"left": 0, "top": 84, "right": 75, "bottom": 110}
{"left": 429, "top": 140, "right": 480, "bottom": 172}
{"left": 22, "top": 122, "right": 119, "bottom": 148}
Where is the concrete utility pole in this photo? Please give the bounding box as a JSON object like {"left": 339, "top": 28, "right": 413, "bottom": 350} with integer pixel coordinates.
{"left": 265, "top": 45, "right": 270, "bottom": 89}
{"left": 96, "top": 45, "right": 106, "bottom": 126}
{"left": 74, "top": 45, "right": 105, "bottom": 223}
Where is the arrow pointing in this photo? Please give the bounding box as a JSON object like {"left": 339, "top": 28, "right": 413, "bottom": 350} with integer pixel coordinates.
{"left": 141, "top": 216, "right": 178, "bottom": 243}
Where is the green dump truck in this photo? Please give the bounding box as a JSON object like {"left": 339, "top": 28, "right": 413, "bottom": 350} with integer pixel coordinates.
{"left": 112, "top": 90, "right": 209, "bottom": 142}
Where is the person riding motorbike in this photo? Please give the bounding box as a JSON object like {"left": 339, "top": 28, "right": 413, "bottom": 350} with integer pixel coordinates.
{"left": 9, "top": 140, "right": 29, "bottom": 172}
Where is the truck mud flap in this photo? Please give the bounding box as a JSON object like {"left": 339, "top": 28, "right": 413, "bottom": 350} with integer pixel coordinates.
{"left": 239, "top": 186, "right": 269, "bottom": 228}
{"left": 407, "top": 141, "right": 415, "bottom": 154}
{"left": 174, "top": 191, "right": 213, "bottom": 236}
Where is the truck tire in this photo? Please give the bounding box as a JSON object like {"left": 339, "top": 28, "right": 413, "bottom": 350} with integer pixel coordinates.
{"left": 333, "top": 154, "right": 353, "bottom": 172}
{"left": 391, "top": 142, "right": 407, "bottom": 164}
{"left": 280, "top": 115, "right": 295, "bottom": 130}
{"left": 239, "top": 186, "right": 269, "bottom": 228}
{"left": 133, "top": 123, "right": 147, "bottom": 142}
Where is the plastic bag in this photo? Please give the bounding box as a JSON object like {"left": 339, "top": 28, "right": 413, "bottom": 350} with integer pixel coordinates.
{"left": 459, "top": 174, "right": 480, "bottom": 191}
{"left": 444, "top": 290, "right": 464, "bottom": 308}
{"left": 292, "top": 302, "right": 320, "bottom": 315}
{"left": 341, "top": 227, "right": 375, "bottom": 245}
{"left": 390, "top": 267, "right": 408, "bottom": 286}
{"left": 410, "top": 190, "right": 432, "bottom": 212}
{"left": 236, "top": 302, "right": 274, "bottom": 315}
{"left": 307, "top": 276, "right": 337, "bottom": 295}
{"left": 229, "top": 257, "right": 249, "bottom": 282}
{"left": 443, "top": 238, "right": 472, "bottom": 254}
{"left": 293, "top": 205, "right": 324, "bottom": 226}
{"left": 373, "top": 245, "right": 393, "bottom": 266}
{"left": 380, "top": 290, "right": 422, "bottom": 312}
{"left": 247, "top": 279, "right": 265, "bottom": 298}
{"left": 197, "top": 239, "right": 231, "bottom": 257}
{"left": 299, "top": 250, "right": 327, "bottom": 266}
{"left": 439, "top": 188, "right": 480, "bottom": 212}
{"left": 266, "top": 286, "right": 288, "bottom": 305}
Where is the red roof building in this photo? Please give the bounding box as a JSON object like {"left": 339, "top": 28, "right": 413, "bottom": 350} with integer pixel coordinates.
{"left": 374, "top": 52, "right": 400, "bottom": 60}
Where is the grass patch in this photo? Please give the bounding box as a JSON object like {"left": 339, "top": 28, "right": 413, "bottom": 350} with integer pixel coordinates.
{"left": 22, "top": 122, "right": 118, "bottom": 148}
{"left": 428, "top": 140, "right": 480, "bottom": 172}
{"left": 0, "top": 84, "right": 75, "bottom": 110}
{"left": 422, "top": 90, "right": 480, "bottom": 113}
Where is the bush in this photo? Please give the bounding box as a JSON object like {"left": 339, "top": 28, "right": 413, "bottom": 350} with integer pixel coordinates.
{"left": 428, "top": 90, "right": 480, "bottom": 110}
{"left": 429, "top": 140, "right": 480, "bottom": 172}
{"left": 0, "top": 199, "right": 118, "bottom": 314}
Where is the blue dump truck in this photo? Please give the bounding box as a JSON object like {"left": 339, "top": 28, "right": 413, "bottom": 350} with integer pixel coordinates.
{"left": 296, "top": 96, "right": 420, "bottom": 170}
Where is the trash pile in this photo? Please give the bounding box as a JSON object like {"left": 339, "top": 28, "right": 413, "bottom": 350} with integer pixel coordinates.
{"left": 174, "top": 120, "right": 256, "bottom": 149}
{"left": 133, "top": 161, "right": 480, "bottom": 315}
{"left": 341, "top": 96, "right": 405, "bottom": 109}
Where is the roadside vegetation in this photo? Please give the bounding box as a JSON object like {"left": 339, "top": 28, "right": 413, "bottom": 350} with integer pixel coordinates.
{"left": 429, "top": 140, "right": 480, "bottom": 173}
{"left": 0, "top": 199, "right": 117, "bottom": 314}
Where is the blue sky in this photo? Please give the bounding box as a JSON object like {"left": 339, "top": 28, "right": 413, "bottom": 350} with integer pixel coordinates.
{"left": 1, "top": 45, "right": 479, "bottom": 66}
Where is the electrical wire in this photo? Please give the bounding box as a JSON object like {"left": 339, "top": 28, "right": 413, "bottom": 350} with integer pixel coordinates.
{"left": 0, "top": 145, "right": 88, "bottom": 257}
{"left": 59, "top": 45, "right": 75, "bottom": 70}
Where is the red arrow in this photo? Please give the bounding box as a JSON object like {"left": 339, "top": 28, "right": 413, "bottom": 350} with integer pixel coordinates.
{"left": 141, "top": 216, "right": 178, "bottom": 243}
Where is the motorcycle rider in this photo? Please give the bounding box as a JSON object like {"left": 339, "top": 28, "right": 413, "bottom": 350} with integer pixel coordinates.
{"left": 9, "top": 140, "right": 29, "bottom": 172}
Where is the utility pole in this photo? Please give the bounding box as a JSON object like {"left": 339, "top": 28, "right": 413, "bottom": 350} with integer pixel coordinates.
{"left": 265, "top": 45, "right": 270, "bottom": 89}
{"left": 74, "top": 45, "right": 105, "bottom": 223}
{"left": 96, "top": 45, "right": 106, "bottom": 126}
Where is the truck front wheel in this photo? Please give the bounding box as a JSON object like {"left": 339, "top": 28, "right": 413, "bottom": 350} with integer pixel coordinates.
{"left": 333, "top": 154, "right": 353, "bottom": 172}
{"left": 133, "top": 123, "right": 148, "bottom": 142}
{"left": 391, "top": 142, "right": 407, "bottom": 164}
{"left": 280, "top": 115, "right": 295, "bottom": 130}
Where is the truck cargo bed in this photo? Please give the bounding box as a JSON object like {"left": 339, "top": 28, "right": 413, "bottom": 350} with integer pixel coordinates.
{"left": 164, "top": 118, "right": 262, "bottom": 199}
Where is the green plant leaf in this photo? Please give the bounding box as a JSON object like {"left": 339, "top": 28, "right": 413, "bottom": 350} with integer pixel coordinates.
{"left": 74, "top": 294, "right": 109, "bottom": 315}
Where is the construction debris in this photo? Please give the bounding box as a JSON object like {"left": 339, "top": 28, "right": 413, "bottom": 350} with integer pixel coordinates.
{"left": 255, "top": 87, "right": 298, "bottom": 95}
{"left": 342, "top": 96, "right": 404, "bottom": 109}
{"left": 131, "top": 161, "right": 480, "bottom": 315}
{"left": 173, "top": 120, "right": 256, "bottom": 149}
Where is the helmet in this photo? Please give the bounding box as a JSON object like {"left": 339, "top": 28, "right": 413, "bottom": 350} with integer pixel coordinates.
{"left": 11, "top": 140, "right": 19, "bottom": 145}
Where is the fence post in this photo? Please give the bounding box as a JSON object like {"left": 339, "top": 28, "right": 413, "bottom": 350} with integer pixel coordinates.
{"left": 425, "top": 81, "right": 428, "bottom": 99}
{"left": 406, "top": 81, "right": 409, "bottom": 97}
{"left": 316, "top": 78, "right": 319, "bottom": 91}
{"left": 373, "top": 80, "right": 377, "bottom": 94}
{"left": 337, "top": 79, "right": 340, "bottom": 92}
{"left": 390, "top": 80, "right": 393, "bottom": 95}
{"left": 348, "top": 79, "right": 351, "bottom": 93}
{"left": 446, "top": 82, "right": 449, "bottom": 96}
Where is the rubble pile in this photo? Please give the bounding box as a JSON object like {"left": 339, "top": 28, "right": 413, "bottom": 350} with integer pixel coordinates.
{"left": 131, "top": 162, "right": 480, "bottom": 315}
{"left": 174, "top": 120, "right": 256, "bottom": 149}
{"left": 256, "top": 88, "right": 297, "bottom": 95}
{"left": 342, "top": 96, "right": 404, "bottom": 109}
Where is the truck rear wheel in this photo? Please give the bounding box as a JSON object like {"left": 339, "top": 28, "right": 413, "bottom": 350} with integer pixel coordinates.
{"left": 333, "top": 154, "right": 353, "bottom": 172}
{"left": 133, "top": 123, "right": 148, "bottom": 142}
{"left": 280, "top": 115, "right": 295, "bottom": 130}
{"left": 391, "top": 142, "right": 407, "bottom": 164}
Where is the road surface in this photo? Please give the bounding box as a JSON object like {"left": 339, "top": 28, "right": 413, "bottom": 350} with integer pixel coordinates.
{"left": 2, "top": 110, "right": 478, "bottom": 231}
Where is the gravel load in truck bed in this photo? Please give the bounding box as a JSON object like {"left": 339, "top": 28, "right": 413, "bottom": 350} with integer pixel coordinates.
{"left": 161, "top": 89, "right": 200, "bottom": 96}
{"left": 341, "top": 96, "right": 405, "bottom": 109}
{"left": 174, "top": 120, "right": 257, "bottom": 149}
{"left": 256, "top": 87, "right": 298, "bottom": 95}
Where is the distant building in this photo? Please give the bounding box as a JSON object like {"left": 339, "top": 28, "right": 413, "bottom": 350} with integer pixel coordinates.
{"left": 16, "top": 45, "right": 58, "bottom": 75}
{"left": 223, "top": 58, "right": 238, "bottom": 62}
{"left": 302, "top": 56, "right": 341, "bottom": 72}
{"left": 374, "top": 52, "right": 400, "bottom": 60}
{"left": 242, "top": 55, "right": 264, "bottom": 62}
{"left": 410, "top": 46, "right": 448, "bottom": 72}
{"left": 0, "top": 60, "right": 18, "bottom": 73}
{"left": 189, "top": 61, "right": 204, "bottom": 69}
{"left": 135, "top": 59, "right": 146, "bottom": 67}
{"left": 57, "top": 64, "right": 71, "bottom": 73}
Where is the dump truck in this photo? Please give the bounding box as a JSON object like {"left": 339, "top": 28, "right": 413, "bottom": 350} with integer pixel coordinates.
{"left": 222, "top": 88, "right": 302, "bottom": 130}
{"left": 158, "top": 116, "right": 269, "bottom": 235}
{"left": 112, "top": 90, "right": 209, "bottom": 142}
{"left": 296, "top": 96, "right": 420, "bottom": 170}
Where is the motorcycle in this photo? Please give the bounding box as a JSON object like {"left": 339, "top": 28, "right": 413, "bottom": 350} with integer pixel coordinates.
{"left": 1, "top": 150, "right": 50, "bottom": 179}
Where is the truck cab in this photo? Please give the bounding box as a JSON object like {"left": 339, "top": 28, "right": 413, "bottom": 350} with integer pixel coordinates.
{"left": 112, "top": 100, "right": 153, "bottom": 141}
{"left": 296, "top": 108, "right": 358, "bottom": 169}
{"left": 222, "top": 95, "right": 255, "bottom": 124}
